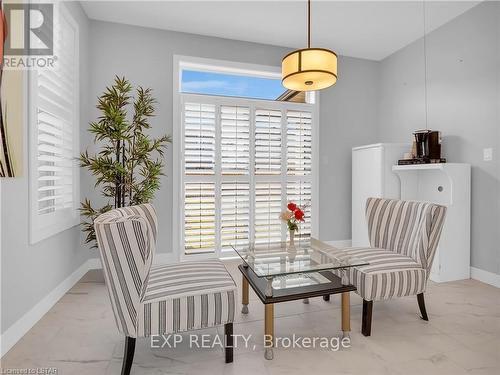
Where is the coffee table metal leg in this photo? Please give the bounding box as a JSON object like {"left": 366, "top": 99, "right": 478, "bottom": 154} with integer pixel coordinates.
{"left": 265, "top": 277, "right": 273, "bottom": 297}
{"left": 264, "top": 303, "right": 274, "bottom": 360}
{"left": 340, "top": 268, "right": 349, "bottom": 286}
{"left": 242, "top": 276, "right": 249, "bottom": 314}
{"left": 341, "top": 292, "right": 351, "bottom": 338}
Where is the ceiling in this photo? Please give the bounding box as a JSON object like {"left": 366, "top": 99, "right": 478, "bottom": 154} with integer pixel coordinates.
{"left": 80, "top": 1, "right": 479, "bottom": 61}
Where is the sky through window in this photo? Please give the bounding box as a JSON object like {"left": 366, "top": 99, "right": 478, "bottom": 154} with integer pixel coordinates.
{"left": 181, "top": 69, "right": 286, "bottom": 100}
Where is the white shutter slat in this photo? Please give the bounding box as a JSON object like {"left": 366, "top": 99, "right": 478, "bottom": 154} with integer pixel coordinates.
{"left": 38, "top": 155, "right": 65, "bottom": 163}
{"left": 38, "top": 144, "right": 72, "bottom": 156}
{"left": 184, "top": 103, "right": 216, "bottom": 175}
{"left": 37, "top": 94, "right": 72, "bottom": 122}
{"left": 184, "top": 182, "right": 216, "bottom": 254}
{"left": 38, "top": 81, "right": 73, "bottom": 108}
{"left": 38, "top": 72, "right": 73, "bottom": 99}
{"left": 35, "top": 8, "right": 76, "bottom": 217}
{"left": 254, "top": 183, "right": 282, "bottom": 244}
{"left": 221, "top": 106, "right": 250, "bottom": 175}
{"left": 38, "top": 176, "right": 62, "bottom": 181}
{"left": 38, "top": 123, "right": 63, "bottom": 138}
{"left": 221, "top": 182, "right": 250, "bottom": 250}
{"left": 255, "top": 109, "right": 282, "bottom": 175}
{"left": 287, "top": 110, "right": 312, "bottom": 176}
{"left": 38, "top": 186, "right": 66, "bottom": 193}
{"left": 38, "top": 111, "right": 73, "bottom": 137}
{"left": 287, "top": 181, "right": 312, "bottom": 239}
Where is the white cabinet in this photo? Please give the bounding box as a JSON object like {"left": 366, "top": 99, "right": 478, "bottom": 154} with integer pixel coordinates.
{"left": 352, "top": 143, "right": 409, "bottom": 247}
{"left": 392, "top": 163, "right": 471, "bottom": 282}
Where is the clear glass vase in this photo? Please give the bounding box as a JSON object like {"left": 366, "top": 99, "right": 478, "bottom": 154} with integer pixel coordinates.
{"left": 289, "top": 229, "right": 296, "bottom": 246}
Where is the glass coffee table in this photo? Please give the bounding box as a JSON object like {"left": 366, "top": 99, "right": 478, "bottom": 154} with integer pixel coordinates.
{"left": 232, "top": 238, "right": 369, "bottom": 360}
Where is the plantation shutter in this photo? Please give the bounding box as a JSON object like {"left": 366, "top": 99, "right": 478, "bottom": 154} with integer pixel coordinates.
{"left": 184, "top": 182, "right": 216, "bottom": 254}
{"left": 184, "top": 103, "right": 216, "bottom": 175}
{"left": 221, "top": 182, "right": 250, "bottom": 250}
{"left": 35, "top": 9, "right": 76, "bottom": 215}
{"left": 180, "top": 95, "right": 315, "bottom": 257}
{"left": 255, "top": 109, "right": 282, "bottom": 175}
{"left": 286, "top": 109, "right": 312, "bottom": 240}
{"left": 287, "top": 110, "right": 312, "bottom": 176}
{"left": 220, "top": 106, "right": 250, "bottom": 175}
{"left": 287, "top": 181, "right": 312, "bottom": 238}
{"left": 254, "top": 182, "right": 282, "bottom": 244}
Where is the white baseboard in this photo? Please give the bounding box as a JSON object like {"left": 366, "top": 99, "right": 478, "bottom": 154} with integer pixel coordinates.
{"left": 470, "top": 267, "right": 500, "bottom": 288}
{"left": 87, "top": 257, "right": 102, "bottom": 270}
{"left": 0, "top": 259, "right": 93, "bottom": 358}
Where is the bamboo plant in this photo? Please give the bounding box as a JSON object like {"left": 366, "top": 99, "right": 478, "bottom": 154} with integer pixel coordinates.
{"left": 80, "top": 76, "right": 170, "bottom": 247}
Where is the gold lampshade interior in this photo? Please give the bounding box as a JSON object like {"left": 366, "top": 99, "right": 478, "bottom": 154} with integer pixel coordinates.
{"left": 282, "top": 48, "right": 338, "bottom": 91}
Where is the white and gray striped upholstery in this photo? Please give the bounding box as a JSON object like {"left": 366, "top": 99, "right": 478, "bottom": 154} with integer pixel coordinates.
{"left": 366, "top": 198, "right": 447, "bottom": 273}
{"left": 325, "top": 198, "right": 446, "bottom": 301}
{"left": 332, "top": 248, "right": 427, "bottom": 300}
{"left": 94, "top": 204, "right": 236, "bottom": 338}
{"left": 138, "top": 261, "right": 235, "bottom": 336}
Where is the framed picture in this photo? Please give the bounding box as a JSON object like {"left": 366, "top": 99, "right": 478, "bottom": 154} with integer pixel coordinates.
{"left": 0, "top": 1, "right": 23, "bottom": 178}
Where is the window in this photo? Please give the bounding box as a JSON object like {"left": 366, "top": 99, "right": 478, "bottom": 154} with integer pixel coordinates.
{"left": 179, "top": 95, "right": 314, "bottom": 257}
{"left": 29, "top": 4, "right": 79, "bottom": 243}
{"left": 174, "top": 57, "right": 317, "bottom": 259}
{"left": 181, "top": 70, "right": 285, "bottom": 100}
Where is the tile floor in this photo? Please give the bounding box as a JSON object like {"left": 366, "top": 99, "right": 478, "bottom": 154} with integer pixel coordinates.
{"left": 1, "top": 260, "right": 499, "bottom": 375}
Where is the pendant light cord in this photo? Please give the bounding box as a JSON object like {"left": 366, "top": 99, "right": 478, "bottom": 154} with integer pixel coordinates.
{"left": 422, "top": 0, "right": 429, "bottom": 130}
{"left": 307, "top": 0, "right": 311, "bottom": 48}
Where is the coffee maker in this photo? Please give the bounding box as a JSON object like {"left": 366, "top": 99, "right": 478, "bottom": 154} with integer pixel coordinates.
{"left": 398, "top": 130, "right": 445, "bottom": 165}
{"left": 414, "top": 130, "right": 429, "bottom": 159}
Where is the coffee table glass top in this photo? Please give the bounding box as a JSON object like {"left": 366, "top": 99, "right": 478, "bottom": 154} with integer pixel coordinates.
{"left": 232, "top": 238, "right": 369, "bottom": 278}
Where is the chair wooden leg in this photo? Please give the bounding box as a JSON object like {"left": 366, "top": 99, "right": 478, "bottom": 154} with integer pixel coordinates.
{"left": 361, "top": 299, "right": 373, "bottom": 337}
{"left": 225, "top": 323, "right": 234, "bottom": 363}
{"left": 121, "top": 336, "right": 136, "bottom": 375}
{"left": 417, "top": 293, "right": 429, "bottom": 321}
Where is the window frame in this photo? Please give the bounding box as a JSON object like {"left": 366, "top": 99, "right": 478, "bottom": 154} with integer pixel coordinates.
{"left": 29, "top": 3, "right": 80, "bottom": 244}
{"left": 173, "top": 56, "right": 319, "bottom": 261}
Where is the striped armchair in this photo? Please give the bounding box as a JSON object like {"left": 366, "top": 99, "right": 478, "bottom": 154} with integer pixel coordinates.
{"left": 94, "top": 204, "right": 237, "bottom": 375}
{"left": 329, "top": 198, "right": 446, "bottom": 336}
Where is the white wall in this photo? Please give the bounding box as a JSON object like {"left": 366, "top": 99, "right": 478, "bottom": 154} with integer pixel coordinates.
{"left": 1, "top": 2, "right": 90, "bottom": 337}
{"left": 318, "top": 56, "right": 379, "bottom": 241}
{"left": 377, "top": 1, "right": 500, "bottom": 275}
{"left": 84, "top": 20, "right": 380, "bottom": 257}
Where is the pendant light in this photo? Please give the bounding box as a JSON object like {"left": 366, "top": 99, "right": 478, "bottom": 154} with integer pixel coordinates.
{"left": 282, "top": 0, "right": 338, "bottom": 91}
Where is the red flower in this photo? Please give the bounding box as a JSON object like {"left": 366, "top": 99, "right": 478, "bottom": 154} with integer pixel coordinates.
{"left": 287, "top": 202, "right": 297, "bottom": 212}
{"left": 294, "top": 209, "right": 305, "bottom": 221}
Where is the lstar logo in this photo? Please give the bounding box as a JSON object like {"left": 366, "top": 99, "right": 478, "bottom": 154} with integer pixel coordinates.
{"left": 4, "top": 3, "right": 53, "bottom": 55}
